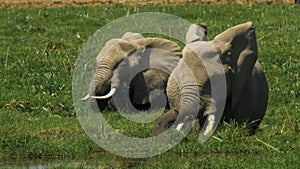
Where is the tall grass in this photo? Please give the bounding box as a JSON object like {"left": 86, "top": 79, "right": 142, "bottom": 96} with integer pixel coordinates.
{"left": 0, "top": 3, "right": 299, "bottom": 168}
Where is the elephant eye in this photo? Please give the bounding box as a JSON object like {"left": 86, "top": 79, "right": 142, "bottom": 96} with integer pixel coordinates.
{"left": 227, "top": 47, "right": 232, "bottom": 56}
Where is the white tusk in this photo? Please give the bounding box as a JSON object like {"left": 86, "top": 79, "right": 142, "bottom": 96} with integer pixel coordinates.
{"left": 91, "top": 88, "right": 116, "bottom": 99}
{"left": 81, "top": 94, "right": 90, "bottom": 101}
{"left": 228, "top": 66, "right": 235, "bottom": 73}
{"left": 203, "top": 114, "right": 216, "bottom": 136}
{"left": 176, "top": 123, "right": 184, "bottom": 131}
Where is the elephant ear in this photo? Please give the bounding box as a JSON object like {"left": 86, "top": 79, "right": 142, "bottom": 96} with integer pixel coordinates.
{"left": 122, "top": 32, "right": 144, "bottom": 40}
{"left": 212, "top": 22, "right": 258, "bottom": 109}
{"left": 135, "top": 37, "right": 182, "bottom": 73}
{"left": 95, "top": 38, "right": 138, "bottom": 64}
{"left": 96, "top": 39, "right": 138, "bottom": 73}
{"left": 186, "top": 22, "right": 208, "bottom": 44}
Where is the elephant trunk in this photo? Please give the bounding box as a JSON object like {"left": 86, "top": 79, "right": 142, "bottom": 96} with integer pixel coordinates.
{"left": 81, "top": 62, "right": 115, "bottom": 101}
{"left": 154, "top": 42, "right": 226, "bottom": 137}
{"left": 93, "top": 59, "right": 115, "bottom": 96}
{"left": 83, "top": 60, "right": 117, "bottom": 111}
{"left": 81, "top": 63, "right": 114, "bottom": 101}
{"left": 154, "top": 58, "right": 204, "bottom": 135}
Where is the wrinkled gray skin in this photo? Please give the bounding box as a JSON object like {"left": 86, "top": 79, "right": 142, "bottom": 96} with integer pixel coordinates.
{"left": 154, "top": 22, "right": 268, "bottom": 135}
{"left": 86, "top": 32, "right": 182, "bottom": 111}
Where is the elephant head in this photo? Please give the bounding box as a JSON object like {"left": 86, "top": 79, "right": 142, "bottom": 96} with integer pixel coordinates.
{"left": 82, "top": 32, "right": 182, "bottom": 111}
{"left": 154, "top": 22, "right": 268, "bottom": 136}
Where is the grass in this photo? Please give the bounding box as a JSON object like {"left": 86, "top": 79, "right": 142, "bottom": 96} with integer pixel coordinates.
{"left": 0, "top": 2, "right": 299, "bottom": 168}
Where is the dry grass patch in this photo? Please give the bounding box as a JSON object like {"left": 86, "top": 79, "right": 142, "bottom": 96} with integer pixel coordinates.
{"left": 0, "top": 0, "right": 295, "bottom": 8}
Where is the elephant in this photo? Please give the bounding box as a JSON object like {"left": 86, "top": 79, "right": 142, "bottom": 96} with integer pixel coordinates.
{"left": 154, "top": 22, "right": 268, "bottom": 136}
{"left": 82, "top": 32, "right": 182, "bottom": 112}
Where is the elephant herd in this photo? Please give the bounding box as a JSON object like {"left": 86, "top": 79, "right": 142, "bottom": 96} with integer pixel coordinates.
{"left": 82, "top": 22, "right": 268, "bottom": 137}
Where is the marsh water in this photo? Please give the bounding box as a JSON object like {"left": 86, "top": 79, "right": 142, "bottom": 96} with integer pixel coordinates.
{"left": 0, "top": 154, "right": 144, "bottom": 168}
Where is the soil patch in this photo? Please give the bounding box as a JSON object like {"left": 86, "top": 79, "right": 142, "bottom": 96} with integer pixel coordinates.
{"left": 0, "top": 0, "right": 295, "bottom": 8}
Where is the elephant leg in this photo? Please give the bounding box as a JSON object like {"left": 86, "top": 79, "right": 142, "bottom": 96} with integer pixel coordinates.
{"left": 129, "top": 69, "right": 170, "bottom": 111}
{"left": 130, "top": 72, "right": 150, "bottom": 110}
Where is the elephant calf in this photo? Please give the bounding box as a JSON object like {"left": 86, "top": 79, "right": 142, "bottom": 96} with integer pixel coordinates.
{"left": 154, "top": 22, "right": 268, "bottom": 136}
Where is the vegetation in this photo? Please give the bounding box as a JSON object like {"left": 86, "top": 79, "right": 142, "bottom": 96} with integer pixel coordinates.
{"left": 0, "top": 3, "right": 299, "bottom": 168}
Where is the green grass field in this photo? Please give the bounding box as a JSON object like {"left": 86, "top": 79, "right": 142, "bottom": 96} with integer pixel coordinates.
{"left": 0, "top": 3, "right": 299, "bottom": 168}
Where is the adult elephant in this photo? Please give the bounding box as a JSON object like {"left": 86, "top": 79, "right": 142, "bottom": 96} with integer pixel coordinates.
{"left": 82, "top": 32, "right": 182, "bottom": 111}
{"left": 154, "top": 22, "right": 268, "bottom": 136}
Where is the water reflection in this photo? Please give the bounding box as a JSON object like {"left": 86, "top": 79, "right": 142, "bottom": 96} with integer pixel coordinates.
{"left": 0, "top": 154, "right": 143, "bottom": 169}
